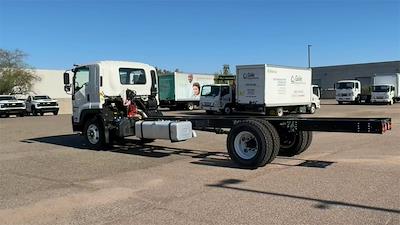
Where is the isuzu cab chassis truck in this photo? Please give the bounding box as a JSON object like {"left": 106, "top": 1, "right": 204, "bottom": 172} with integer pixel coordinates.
{"left": 371, "top": 74, "right": 400, "bottom": 105}
{"left": 63, "top": 61, "right": 392, "bottom": 168}
{"left": 335, "top": 80, "right": 371, "bottom": 104}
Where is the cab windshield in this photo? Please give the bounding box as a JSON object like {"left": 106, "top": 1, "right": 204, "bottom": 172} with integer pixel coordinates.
{"left": 336, "top": 82, "right": 354, "bottom": 89}
{"left": 372, "top": 85, "right": 390, "bottom": 92}
{"left": 33, "top": 96, "right": 50, "bottom": 100}
{"left": 201, "top": 85, "right": 220, "bottom": 97}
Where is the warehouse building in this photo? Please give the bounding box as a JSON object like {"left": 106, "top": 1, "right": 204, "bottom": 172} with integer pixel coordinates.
{"left": 312, "top": 61, "right": 400, "bottom": 98}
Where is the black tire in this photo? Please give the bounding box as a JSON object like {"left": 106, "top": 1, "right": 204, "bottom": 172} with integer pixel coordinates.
{"left": 40, "top": 112, "right": 44, "bottom": 116}
{"left": 256, "top": 120, "right": 280, "bottom": 163}
{"left": 227, "top": 120, "right": 274, "bottom": 168}
{"left": 222, "top": 105, "right": 232, "bottom": 115}
{"left": 301, "top": 131, "right": 313, "bottom": 154}
{"left": 338, "top": 101, "right": 343, "bottom": 105}
{"left": 278, "top": 130, "right": 312, "bottom": 157}
{"left": 186, "top": 102, "right": 194, "bottom": 111}
{"left": 19, "top": 112, "right": 25, "bottom": 117}
{"left": 276, "top": 107, "right": 284, "bottom": 117}
{"left": 32, "top": 107, "right": 38, "bottom": 116}
{"left": 308, "top": 104, "right": 316, "bottom": 114}
{"left": 83, "top": 118, "right": 106, "bottom": 149}
{"left": 53, "top": 110, "right": 59, "bottom": 115}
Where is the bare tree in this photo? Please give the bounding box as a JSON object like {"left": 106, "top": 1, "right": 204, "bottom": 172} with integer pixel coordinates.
{"left": 0, "top": 49, "right": 40, "bottom": 94}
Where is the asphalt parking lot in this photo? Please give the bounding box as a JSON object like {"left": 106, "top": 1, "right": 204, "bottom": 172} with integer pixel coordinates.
{"left": 0, "top": 100, "right": 399, "bottom": 225}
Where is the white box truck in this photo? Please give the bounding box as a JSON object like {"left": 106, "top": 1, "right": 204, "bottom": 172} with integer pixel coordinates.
{"left": 158, "top": 72, "right": 215, "bottom": 110}
{"left": 200, "top": 64, "right": 320, "bottom": 116}
{"left": 371, "top": 74, "right": 400, "bottom": 105}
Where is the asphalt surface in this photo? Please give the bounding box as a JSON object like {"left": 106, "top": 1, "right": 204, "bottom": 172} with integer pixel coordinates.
{"left": 0, "top": 100, "right": 399, "bottom": 225}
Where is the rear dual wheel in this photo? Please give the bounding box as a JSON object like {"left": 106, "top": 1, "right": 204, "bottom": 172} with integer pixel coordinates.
{"left": 227, "top": 120, "right": 280, "bottom": 168}
{"left": 278, "top": 130, "right": 313, "bottom": 157}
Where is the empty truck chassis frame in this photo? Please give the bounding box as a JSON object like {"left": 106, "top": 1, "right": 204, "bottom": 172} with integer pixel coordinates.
{"left": 139, "top": 116, "right": 392, "bottom": 168}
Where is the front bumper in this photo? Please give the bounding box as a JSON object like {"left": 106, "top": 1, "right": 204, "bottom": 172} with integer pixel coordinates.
{"left": 371, "top": 98, "right": 391, "bottom": 103}
{"left": 0, "top": 108, "right": 26, "bottom": 115}
{"left": 36, "top": 106, "right": 59, "bottom": 112}
{"left": 336, "top": 97, "right": 355, "bottom": 102}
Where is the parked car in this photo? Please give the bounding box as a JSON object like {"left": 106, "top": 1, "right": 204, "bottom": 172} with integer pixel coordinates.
{"left": 25, "top": 95, "right": 59, "bottom": 116}
{"left": 0, "top": 95, "right": 26, "bottom": 117}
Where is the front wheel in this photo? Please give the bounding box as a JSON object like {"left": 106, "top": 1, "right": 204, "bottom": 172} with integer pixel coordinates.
{"left": 84, "top": 118, "right": 106, "bottom": 149}
{"left": 222, "top": 106, "right": 232, "bottom": 115}
{"left": 32, "top": 107, "right": 38, "bottom": 116}
{"left": 53, "top": 110, "right": 59, "bottom": 115}
{"left": 308, "top": 104, "right": 316, "bottom": 114}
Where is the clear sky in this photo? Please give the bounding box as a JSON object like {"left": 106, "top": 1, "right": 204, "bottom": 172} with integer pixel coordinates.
{"left": 0, "top": 0, "right": 399, "bottom": 73}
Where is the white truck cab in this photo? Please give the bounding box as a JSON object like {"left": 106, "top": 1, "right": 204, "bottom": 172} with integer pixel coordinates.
{"left": 371, "top": 74, "right": 400, "bottom": 105}
{"left": 200, "top": 84, "right": 233, "bottom": 114}
{"left": 335, "top": 80, "right": 361, "bottom": 104}
{"left": 0, "top": 95, "right": 26, "bottom": 117}
{"left": 25, "top": 95, "right": 59, "bottom": 116}
{"left": 63, "top": 61, "right": 160, "bottom": 132}
{"left": 371, "top": 85, "right": 396, "bottom": 105}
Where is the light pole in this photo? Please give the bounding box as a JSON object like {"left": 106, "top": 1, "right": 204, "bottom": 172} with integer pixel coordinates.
{"left": 308, "top": 44, "right": 312, "bottom": 68}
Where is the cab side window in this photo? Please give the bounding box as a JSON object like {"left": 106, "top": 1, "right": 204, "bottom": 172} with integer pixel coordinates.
{"left": 355, "top": 83, "right": 359, "bottom": 89}
{"left": 221, "top": 86, "right": 230, "bottom": 96}
{"left": 119, "top": 68, "right": 146, "bottom": 85}
{"left": 74, "top": 67, "right": 90, "bottom": 92}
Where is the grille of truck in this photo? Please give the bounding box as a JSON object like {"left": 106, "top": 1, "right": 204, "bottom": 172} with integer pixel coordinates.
{"left": 4, "top": 103, "right": 24, "bottom": 108}
{"left": 38, "top": 102, "right": 57, "bottom": 106}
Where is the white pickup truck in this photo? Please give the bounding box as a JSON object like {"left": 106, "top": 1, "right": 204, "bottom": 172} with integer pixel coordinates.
{"left": 0, "top": 95, "right": 26, "bottom": 117}
{"left": 25, "top": 95, "right": 59, "bottom": 116}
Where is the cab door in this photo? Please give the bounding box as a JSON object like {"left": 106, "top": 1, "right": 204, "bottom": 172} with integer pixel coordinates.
{"left": 220, "top": 86, "right": 232, "bottom": 109}
{"left": 72, "top": 66, "right": 91, "bottom": 124}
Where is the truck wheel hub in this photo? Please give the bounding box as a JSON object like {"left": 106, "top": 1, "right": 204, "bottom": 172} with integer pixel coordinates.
{"left": 234, "top": 131, "right": 258, "bottom": 159}
{"left": 87, "top": 124, "right": 99, "bottom": 144}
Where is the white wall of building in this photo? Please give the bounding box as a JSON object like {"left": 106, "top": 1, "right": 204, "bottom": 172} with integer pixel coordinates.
{"left": 31, "top": 69, "right": 70, "bottom": 98}
{"left": 30, "top": 69, "right": 72, "bottom": 114}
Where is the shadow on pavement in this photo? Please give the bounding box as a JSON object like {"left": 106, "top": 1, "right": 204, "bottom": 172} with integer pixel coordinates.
{"left": 22, "top": 135, "right": 335, "bottom": 170}
{"left": 22, "top": 134, "right": 236, "bottom": 167}
{"left": 207, "top": 179, "right": 400, "bottom": 214}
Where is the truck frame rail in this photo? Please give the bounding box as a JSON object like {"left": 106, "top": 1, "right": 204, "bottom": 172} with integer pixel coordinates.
{"left": 144, "top": 116, "right": 392, "bottom": 134}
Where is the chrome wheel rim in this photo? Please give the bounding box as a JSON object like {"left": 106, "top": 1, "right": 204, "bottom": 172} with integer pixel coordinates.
{"left": 87, "top": 124, "right": 100, "bottom": 145}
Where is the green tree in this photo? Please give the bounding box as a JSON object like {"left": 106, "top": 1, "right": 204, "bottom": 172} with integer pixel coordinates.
{"left": 0, "top": 49, "right": 39, "bottom": 94}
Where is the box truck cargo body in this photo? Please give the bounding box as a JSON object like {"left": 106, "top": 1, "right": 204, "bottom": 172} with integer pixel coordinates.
{"left": 200, "top": 64, "right": 320, "bottom": 116}
{"left": 159, "top": 72, "right": 215, "bottom": 110}
{"left": 236, "top": 64, "right": 312, "bottom": 107}
{"left": 371, "top": 74, "right": 400, "bottom": 104}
